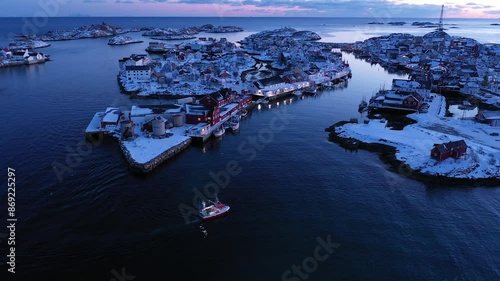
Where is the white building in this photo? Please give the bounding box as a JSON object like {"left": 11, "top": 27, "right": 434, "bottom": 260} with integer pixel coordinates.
{"left": 125, "top": 65, "right": 152, "bottom": 82}
{"left": 119, "top": 54, "right": 151, "bottom": 70}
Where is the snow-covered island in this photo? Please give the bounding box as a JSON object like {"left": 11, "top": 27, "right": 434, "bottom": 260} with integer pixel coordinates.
{"left": 141, "top": 24, "right": 243, "bottom": 37}
{"left": 31, "top": 22, "right": 135, "bottom": 41}
{"left": 9, "top": 36, "right": 50, "bottom": 50}
{"left": 151, "top": 35, "right": 197, "bottom": 41}
{"left": 340, "top": 30, "right": 500, "bottom": 109}
{"left": 142, "top": 27, "right": 198, "bottom": 37}
{"left": 118, "top": 27, "right": 349, "bottom": 98}
{"left": 205, "top": 25, "right": 244, "bottom": 33}
{"left": 108, "top": 35, "right": 143, "bottom": 45}
{"left": 327, "top": 93, "right": 500, "bottom": 185}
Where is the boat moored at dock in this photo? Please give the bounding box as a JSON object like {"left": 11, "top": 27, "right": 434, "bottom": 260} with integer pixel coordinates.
{"left": 213, "top": 126, "right": 225, "bottom": 138}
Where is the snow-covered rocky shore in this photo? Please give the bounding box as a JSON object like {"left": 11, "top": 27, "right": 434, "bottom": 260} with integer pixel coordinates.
{"left": 108, "top": 35, "right": 143, "bottom": 45}
{"left": 35, "top": 22, "right": 135, "bottom": 41}
{"left": 328, "top": 94, "right": 500, "bottom": 185}
{"left": 141, "top": 24, "right": 243, "bottom": 37}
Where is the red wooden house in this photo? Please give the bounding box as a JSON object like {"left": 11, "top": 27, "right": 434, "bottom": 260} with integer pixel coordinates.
{"left": 185, "top": 105, "right": 220, "bottom": 126}
{"left": 199, "top": 91, "right": 232, "bottom": 108}
{"left": 402, "top": 93, "right": 423, "bottom": 109}
{"left": 431, "top": 140, "right": 468, "bottom": 161}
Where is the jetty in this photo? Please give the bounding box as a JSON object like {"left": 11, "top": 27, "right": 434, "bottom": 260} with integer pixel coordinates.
{"left": 85, "top": 90, "right": 252, "bottom": 172}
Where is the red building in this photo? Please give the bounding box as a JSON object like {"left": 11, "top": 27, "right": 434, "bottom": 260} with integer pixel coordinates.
{"left": 186, "top": 90, "right": 251, "bottom": 126}
{"left": 199, "top": 90, "right": 232, "bottom": 108}
{"left": 431, "top": 140, "right": 468, "bottom": 161}
{"left": 185, "top": 105, "right": 220, "bottom": 126}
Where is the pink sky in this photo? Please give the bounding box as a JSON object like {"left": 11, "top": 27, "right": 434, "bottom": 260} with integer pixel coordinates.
{"left": 1, "top": 0, "right": 499, "bottom": 18}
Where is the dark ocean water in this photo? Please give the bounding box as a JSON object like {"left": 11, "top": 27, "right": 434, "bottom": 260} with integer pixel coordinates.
{"left": 0, "top": 17, "right": 499, "bottom": 281}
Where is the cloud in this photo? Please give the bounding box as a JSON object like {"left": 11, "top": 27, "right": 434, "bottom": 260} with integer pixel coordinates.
{"left": 484, "top": 9, "right": 500, "bottom": 15}
{"left": 20, "top": 0, "right": 495, "bottom": 18}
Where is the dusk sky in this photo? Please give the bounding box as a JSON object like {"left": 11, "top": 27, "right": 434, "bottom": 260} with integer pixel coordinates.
{"left": 2, "top": 0, "right": 500, "bottom": 18}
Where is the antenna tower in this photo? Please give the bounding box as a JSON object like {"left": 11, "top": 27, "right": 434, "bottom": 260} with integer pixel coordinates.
{"left": 438, "top": 5, "right": 444, "bottom": 31}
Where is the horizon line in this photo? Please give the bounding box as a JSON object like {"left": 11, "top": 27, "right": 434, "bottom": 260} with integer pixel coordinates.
{"left": 0, "top": 16, "right": 498, "bottom": 20}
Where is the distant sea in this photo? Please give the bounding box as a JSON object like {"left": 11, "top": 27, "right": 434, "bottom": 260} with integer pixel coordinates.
{"left": 1, "top": 17, "right": 500, "bottom": 46}
{"left": 0, "top": 17, "right": 499, "bottom": 281}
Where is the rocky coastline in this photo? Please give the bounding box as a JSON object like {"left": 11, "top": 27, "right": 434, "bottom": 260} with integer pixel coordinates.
{"left": 326, "top": 121, "right": 499, "bottom": 187}
{"left": 142, "top": 24, "right": 243, "bottom": 37}
{"left": 34, "top": 22, "right": 136, "bottom": 41}
{"left": 108, "top": 35, "right": 143, "bottom": 45}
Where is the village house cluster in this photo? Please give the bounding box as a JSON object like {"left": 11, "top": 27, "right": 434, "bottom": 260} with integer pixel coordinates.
{"left": 241, "top": 27, "right": 351, "bottom": 97}
{"left": 118, "top": 37, "right": 255, "bottom": 96}
{"left": 118, "top": 27, "right": 352, "bottom": 100}
{"left": 88, "top": 27, "right": 356, "bottom": 172}
{"left": 0, "top": 48, "right": 48, "bottom": 67}
{"left": 343, "top": 30, "right": 500, "bottom": 108}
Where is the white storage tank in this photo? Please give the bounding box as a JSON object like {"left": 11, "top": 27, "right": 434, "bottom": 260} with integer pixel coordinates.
{"left": 152, "top": 117, "right": 166, "bottom": 136}
{"left": 120, "top": 120, "right": 134, "bottom": 138}
{"left": 173, "top": 114, "right": 184, "bottom": 127}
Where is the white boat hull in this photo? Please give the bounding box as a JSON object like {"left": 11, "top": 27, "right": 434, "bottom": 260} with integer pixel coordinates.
{"left": 213, "top": 127, "right": 225, "bottom": 137}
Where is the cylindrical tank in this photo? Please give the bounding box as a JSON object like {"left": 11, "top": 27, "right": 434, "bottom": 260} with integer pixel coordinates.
{"left": 173, "top": 114, "right": 184, "bottom": 127}
{"left": 120, "top": 120, "right": 134, "bottom": 137}
{"left": 152, "top": 117, "right": 166, "bottom": 136}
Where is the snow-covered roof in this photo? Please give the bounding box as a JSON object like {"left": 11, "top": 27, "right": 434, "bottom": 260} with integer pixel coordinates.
{"left": 481, "top": 111, "right": 500, "bottom": 119}
{"left": 393, "top": 79, "right": 420, "bottom": 89}
{"left": 186, "top": 104, "right": 210, "bottom": 115}
{"left": 102, "top": 107, "right": 120, "bottom": 123}
{"left": 384, "top": 99, "right": 404, "bottom": 105}
{"left": 219, "top": 103, "right": 239, "bottom": 116}
{"left": 385, "top": 93, "right": 408, "bottom": 100}
{"left": 131, "top": 106, "right": 153, "bottom": 116}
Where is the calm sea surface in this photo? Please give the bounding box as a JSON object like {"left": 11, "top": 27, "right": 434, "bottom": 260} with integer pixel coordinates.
{"left": 0, "top": 17, "right": 499, "bottom": 281}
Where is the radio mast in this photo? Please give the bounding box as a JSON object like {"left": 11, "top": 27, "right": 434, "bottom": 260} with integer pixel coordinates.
{"left": 437, "top": 4, "right": 444, "bottom": 31}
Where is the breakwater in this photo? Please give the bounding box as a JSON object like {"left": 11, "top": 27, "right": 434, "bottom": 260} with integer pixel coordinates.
{"left": 120, "top": 138, "right": 193, "bottom": 173}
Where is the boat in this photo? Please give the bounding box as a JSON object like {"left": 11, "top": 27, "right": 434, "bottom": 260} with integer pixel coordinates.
{"left": 303, "top": 87, "right": 317, "bottom": 95}
{"left": 257, "top": 97, "right": 269, "bottom": 104}
{"left": 358, "top": 99, "right": 368, "bottom": 112}
{"left": 292, "top": 90, "right": 303, "bottom": 96}
{"left": 239, "top": 109, "right": 248, "bottom": 117}
{"left": 199, "top": 196, "right": 230, "bottom": 221}
{"left": 230, "top": 119, "right": 240, "bottom": 131}
{"left": 213, "top": 126, "right": 225, "bottom": 137}
{"left": 145, "top": 46, "right": 167, "bottom": 54}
